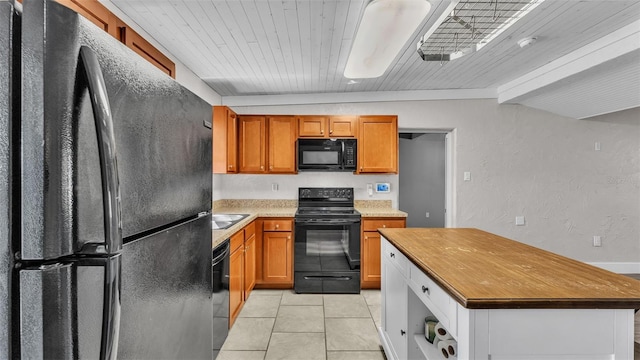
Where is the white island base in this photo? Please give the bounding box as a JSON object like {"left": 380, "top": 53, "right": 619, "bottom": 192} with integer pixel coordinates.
{"left": 379, "top": 235, "right": 637, "bottom": 360}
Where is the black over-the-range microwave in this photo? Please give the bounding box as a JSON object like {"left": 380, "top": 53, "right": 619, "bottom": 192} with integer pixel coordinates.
{"left": 297, "top": 138, "right": 357, "bottom": 171}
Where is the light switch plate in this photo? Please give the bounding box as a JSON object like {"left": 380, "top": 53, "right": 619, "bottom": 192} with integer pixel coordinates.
{"left": 515, "top": 216, "right": 525, "bottom": 226}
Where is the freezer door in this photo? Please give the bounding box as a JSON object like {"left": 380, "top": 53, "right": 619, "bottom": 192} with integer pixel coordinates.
{"left": 20, "top": 0, "right": 212, "bottom": 260}
{"left": 118, "top": 215, "right": 212, "bottom": 360}
{"left": 19, "top": 255, "right": 121, "bottom": 359}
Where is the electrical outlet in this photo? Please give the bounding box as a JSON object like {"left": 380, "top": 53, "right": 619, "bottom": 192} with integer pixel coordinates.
{"left": 271, "top": 183, "right": 278, "bottom": 191}
{"left": 425, "top": 212, "right": 430, "bottom": 218}
{"left": 593, "top": 236, "right": 602, "bottom": 247}
{"left": 515, "top": 216, "right": 525, "bottom": 226}
{"left": 464, "top": 172, "right": 471, "bottom": 181}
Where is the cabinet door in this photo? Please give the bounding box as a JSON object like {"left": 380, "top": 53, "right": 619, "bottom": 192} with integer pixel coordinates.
{"left": 229, "top": 247, "right": 244, "bottom": 328}
{"left": 239, "top": 116, "right": 267, "bottom": 173}
{"left": 263, "top": 231, "right": 293, "bottom": 284}
{"left": 268, "top": 116, "right": 297, "bottom": 173}
{"left": 244, "top": 233, "right": 256, "bottom": 300}
{"left": 358, "top": 116, "right": 398, "bottom": 173}
{"left": 361, "top": 231, "right": 381, "bottom": 289}
{"left": 213, "top": 106, "right": 238, "bottom": 173}
{"left": 329, "top": 116, "right": 357, "bottom": 137}
{"left": 298, "top": 116, "right": 328, "bottom": 137}
{"left": 383, "top": 258, "right": 408, "bottom": 360}
{"left": 361, "top": 218, "right": 405, "bottom": 289}
{"left": 227, "top": 110, "right": 238, "bottom": 173}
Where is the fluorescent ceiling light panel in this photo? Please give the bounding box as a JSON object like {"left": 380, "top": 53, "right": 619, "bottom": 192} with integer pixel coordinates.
{"left": 344, "top": 0, "right": 432, "bottom": 79}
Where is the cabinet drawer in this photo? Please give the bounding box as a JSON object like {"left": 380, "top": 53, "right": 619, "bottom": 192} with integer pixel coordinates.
{"left": 382, "top": 237, "right": 408, "bottom": 277}
{"left": 409, "top": 263, "right": 457, "bottom": 337}
{"left": 244, "top": 221, "right": 255, "bottom": 240}
{"left": 230, "top": 230, "right": 244, "bottom": 253}
{"left": 363, "top": 219, "right": 405, "bottom": 231}
{"left": 263, "top": 219, "right": 292, "bottom": 232}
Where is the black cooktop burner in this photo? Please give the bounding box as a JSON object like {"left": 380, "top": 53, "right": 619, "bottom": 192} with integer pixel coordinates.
{"left": 296, "top": 187, "right": 360, "bottom": 219}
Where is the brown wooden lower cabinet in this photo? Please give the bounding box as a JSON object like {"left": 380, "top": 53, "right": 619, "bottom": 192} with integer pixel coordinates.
{"left": 255, "top": 218, "right": 294, "bottom": 288}
{"left": 228, "top": 231, "right": 244, "bottom": 328}
{"left": 243, "top": 225, "right": 256, "bottom": 300}
{"left": 361, "top": 217, "right": 406, "bottom": 289}
{"left": 228, "top": 221, "right": 257, "bottom": 328}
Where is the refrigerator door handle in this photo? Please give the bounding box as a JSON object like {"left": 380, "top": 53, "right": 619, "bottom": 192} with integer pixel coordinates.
{"left": 100, "top": 255, "right": 122, "bottom": 360}
{"left": 78, "top": 45, "right": 123, "bottom": 255}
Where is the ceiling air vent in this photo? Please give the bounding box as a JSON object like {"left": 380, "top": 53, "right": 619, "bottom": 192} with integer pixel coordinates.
{"left": 417, "top": 0, "right": 545, "bottom": 62}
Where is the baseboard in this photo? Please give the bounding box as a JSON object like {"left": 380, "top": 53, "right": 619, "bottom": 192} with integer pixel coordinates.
{"left": 587, "top": 262, "right": 640, "bottom": 274}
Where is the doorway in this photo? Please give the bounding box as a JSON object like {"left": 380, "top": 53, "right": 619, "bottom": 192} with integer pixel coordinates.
{"left": 399, "top": 132, "right": 447, "bottom": 228}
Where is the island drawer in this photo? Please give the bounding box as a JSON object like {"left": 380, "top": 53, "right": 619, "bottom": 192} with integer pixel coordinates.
{"left": 263, "top": 219, "right": 292, "bottom": 232}
{"left": 382, "top": 237, "right": 408, "bottom": 276}
{"left": 409, "top": 262, "right": 457, "bottom": 337}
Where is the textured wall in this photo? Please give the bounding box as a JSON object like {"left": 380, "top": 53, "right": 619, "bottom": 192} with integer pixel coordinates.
{"left": 217, "top": 100, "right": 639, "bottom": 263}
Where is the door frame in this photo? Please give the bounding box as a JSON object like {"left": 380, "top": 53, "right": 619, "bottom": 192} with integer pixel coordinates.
{"left": 398, "top": 128, "right": 456, "bottom": 228}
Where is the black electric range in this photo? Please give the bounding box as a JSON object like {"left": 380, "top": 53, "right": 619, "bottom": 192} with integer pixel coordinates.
{"left": 294, "top": 187, "right": 361, "bottom": 294}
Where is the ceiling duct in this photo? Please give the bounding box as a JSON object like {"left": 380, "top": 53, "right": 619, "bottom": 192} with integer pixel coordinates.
{"left": 417, "top": 0, "right": 545, "bottom": 62}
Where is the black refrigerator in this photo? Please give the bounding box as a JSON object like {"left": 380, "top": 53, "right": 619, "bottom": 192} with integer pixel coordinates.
{"left": 0, "top": 0, "right": 213, "bottom": 358}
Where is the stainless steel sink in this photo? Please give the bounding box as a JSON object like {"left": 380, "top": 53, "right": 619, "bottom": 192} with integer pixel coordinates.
{"left": 212, "top": 214, "right": 247, "bottom": 222}
{"left": 211, "top": 214, "right": 249, "bottom": 230}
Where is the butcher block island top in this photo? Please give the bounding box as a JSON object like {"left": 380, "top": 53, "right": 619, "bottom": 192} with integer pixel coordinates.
{"left": 378, "top": 227, "right": 640, "bottom": 309}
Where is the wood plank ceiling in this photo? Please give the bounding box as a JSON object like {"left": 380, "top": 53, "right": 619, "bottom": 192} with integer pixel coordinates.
{"left": 109, "top": 0, "right": 640, "bottom": 98}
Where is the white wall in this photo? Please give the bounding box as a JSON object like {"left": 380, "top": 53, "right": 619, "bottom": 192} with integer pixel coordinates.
{"left": 99, "top": 1, "right": 222, "bottom": 105}
{"left": 220, "top": 100, "right": 639, "bottom": 264}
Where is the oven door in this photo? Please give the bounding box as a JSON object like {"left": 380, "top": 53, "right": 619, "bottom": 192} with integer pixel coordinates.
{"left": 294, "top": 218, "right": 361, "bottom": 294}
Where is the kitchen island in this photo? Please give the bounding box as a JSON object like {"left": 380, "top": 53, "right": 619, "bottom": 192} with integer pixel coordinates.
{"left": 378, "top": 228, "right": 640, "bottom": 360}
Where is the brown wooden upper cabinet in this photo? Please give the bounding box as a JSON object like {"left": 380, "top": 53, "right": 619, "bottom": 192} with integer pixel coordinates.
{"left": 56, "top": 0, "right": 176, "bottom": 78}
{"left": 358, "top": 115, "right": 398, "bottom": 174}
{"left": 238, "top": 116, "right": 267, "bottom": 173}
{"left": 212, "top": 106, "right": 238, "bottom": 173}
{"left": 267, "top": 116, "right": 298, "bottom": 173}
{"left": 298, "top": 115, "right": 357, "bottom": 138}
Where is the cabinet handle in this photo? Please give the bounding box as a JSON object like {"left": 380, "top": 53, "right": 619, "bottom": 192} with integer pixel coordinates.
{"left": 287, "top": 236, "right": 291, "bottom": 240}
{"left": 390, "top": 252, "right": 395, "bottom": 258}
{"left": 275, "top": 224, "right": 279, "bottom": 229}
{"left": 320, "top": 130, "right": 324, "bottom": 134}
{"left": 228, "top": 165, "right": 233, "bottom": 169}
{"left": 400, "top": 330, "right": 406, "bottom": 336}
{"left": 422, "top": 285, "right": 429, "bottom": 294}
{"left": 329, "top": 129, "right": 333, "bottom": 134}
{"left": 383, "top": 224, "right": 386, "bottom": 228}
{"left": 364, "top": 236, "right": 368, "bottom": 240}
{"left": 260, "top": 165, "right": 264, "bottom": 170}
{"left": 270, "top": 165, "right": 273, "bottom": 170}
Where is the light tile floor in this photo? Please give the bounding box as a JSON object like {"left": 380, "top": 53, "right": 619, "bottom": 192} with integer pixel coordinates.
{"left": 218, "top": 290, "right": 385, "bottom": 360}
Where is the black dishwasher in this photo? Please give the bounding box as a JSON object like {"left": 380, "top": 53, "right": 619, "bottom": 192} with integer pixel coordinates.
{"left": 212, "top": 239, "right": 230, "bottom": 358}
